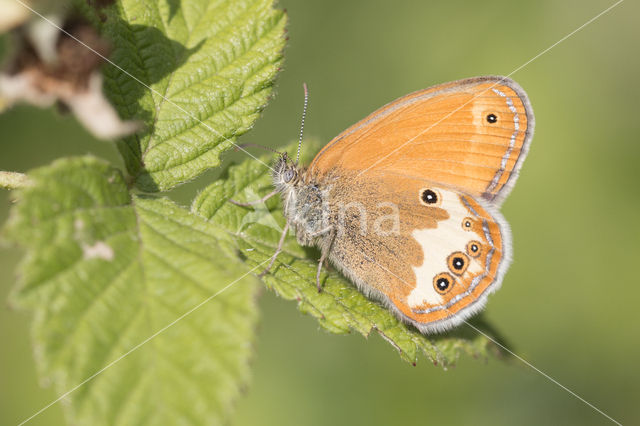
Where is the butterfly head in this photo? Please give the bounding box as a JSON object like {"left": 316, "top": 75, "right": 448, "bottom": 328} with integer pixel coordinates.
{"left": 273, "top": 152, "right": 302, "bottom": 193}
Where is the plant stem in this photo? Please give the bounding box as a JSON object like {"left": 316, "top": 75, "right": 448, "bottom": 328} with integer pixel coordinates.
{"left": 0, "top": 171, "right": 29, "bottom": 189}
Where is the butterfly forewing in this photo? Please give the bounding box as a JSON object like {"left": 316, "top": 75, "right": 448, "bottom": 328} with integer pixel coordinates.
{"left": 310, "top": 76, "right": 534, "bottom": 206}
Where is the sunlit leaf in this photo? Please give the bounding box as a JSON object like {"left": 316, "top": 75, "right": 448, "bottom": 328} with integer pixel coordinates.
{"left": 5, "top": 157, "right": 260, "bottom": 425}
{"left": 102, "top": 0, "right": 286, "bottom": 191}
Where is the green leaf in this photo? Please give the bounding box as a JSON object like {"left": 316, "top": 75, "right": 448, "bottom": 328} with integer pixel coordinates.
{"left": 192, "top": 146, "right": 510, "bottom": 367}
{"left": 4, "top": 157, "right": 260, "bottom": 425}
{"left": 101, "top": 0, "right": 286, "bottom": 192}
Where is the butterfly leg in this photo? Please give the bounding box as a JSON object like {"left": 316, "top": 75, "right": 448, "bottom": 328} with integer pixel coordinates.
{"left": 315, "top": 254, "right": 325, "bottom": 293}
{"left": 315, "top": 229, "right": 336, "bottom": 292}
{"left": 229, "top": 190, "right": 278, "bottom": 207}
{"left": 259, "top": 221, "right": 290, "bottom": 278}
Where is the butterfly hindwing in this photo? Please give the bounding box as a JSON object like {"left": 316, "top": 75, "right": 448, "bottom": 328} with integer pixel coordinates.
{"left": 317, "top": 170, "right": 509, "bottom": 333}
{"left": 396, "top": 187, "right": 510, "bottom": 333}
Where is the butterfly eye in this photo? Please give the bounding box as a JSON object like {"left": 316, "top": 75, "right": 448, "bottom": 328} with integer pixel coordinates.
{"left": 486, "top": 113, "right": 498, "bottom": 123}
{"left": 283, "top": 169, "right": 295, "bottom": 182}
{"left": 447, "top": 252, "right": 469, "bottom": 275}
{"left": 433, "top": 272, "right": 454, "bottom": 294}
{"left": 462, "top": 217, "right": 474, "bottom": 230}
{"left": 420, "top": 188, "right": 440, "bottom": 205}
{"left": 466, "top": 241, "right": 482, "bottom": 258}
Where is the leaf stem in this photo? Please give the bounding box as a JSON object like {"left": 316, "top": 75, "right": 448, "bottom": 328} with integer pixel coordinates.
{"left": 0, "top": 171, "right": 30, "bottom": 189}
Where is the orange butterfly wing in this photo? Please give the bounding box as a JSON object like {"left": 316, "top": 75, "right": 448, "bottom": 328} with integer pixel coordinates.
{"left": 309, "top": 76, "right": 534, "bottom": 205}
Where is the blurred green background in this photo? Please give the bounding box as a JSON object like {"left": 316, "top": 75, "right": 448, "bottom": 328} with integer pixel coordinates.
{"left": 1, "top": 0, "right": 639, "bottom": 425}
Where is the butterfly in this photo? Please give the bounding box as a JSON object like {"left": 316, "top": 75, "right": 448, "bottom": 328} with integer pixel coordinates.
{"left": 259, "top": 76, "right": 533, "bottom": 334}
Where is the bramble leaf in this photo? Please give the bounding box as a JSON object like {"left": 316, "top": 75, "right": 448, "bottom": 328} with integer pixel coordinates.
{"left": 101, "top": 0, "right": 286, "bottom": 191}
{"left": 192, "top": 145, "right": 509, "bottom": 367}
{"left": 4, "top": 157, "right": 260, "bottom": 425}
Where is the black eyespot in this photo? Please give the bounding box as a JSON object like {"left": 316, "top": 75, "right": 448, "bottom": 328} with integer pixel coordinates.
{"left": 453, "top": 257, "right": 464, "bottom": 269}
{"left": 462, "top": 217, "right": 473, "bottom": 229}
{"left": 486, "top": 113, "right": 497, "bottom": 123}
{"left": 436, "top": 277, "right": 449, "bottom": 291}
{"left": 433, "top": 272, "right": 455, "bottom": 294}
{"left": 447, "top": 252, "right": 469, "bottom": 275}
{"left": 421, "top": 189, "right": 438, "bottom": 205}
{"left": 466, "top": 241, "right": 482, "bottom": 257}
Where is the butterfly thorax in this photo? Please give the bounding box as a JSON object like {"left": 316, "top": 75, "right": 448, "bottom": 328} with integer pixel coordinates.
{"left": 273, "top": 154, "right": 333, "bottom": 246}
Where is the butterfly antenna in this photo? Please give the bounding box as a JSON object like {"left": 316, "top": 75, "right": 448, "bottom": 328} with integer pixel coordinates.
{"left": 295, "top": 82, "right": 309, "bottom": 165}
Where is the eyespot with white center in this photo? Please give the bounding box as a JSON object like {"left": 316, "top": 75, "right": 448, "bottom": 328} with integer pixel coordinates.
{"left": 433, "top": 272, "right": 454, "bottom": 294}
{"left": 466, "top": 240, "right": 482, "bottom": 258}
{"left": 447, "top": 252, "right": 469, "bottom": 275}
{"left": 419, "top": 188, "right": 441, "bottom": 206}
